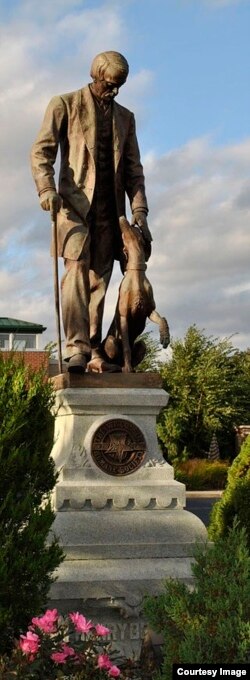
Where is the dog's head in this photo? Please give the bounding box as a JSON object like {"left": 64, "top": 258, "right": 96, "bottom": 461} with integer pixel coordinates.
{"left": 119, "top": 216, "right": 150, "bottom": 262}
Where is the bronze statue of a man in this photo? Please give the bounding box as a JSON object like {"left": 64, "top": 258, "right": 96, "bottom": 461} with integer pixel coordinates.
{"left": 31, "top": 51, "right": 151, "bottom": 372}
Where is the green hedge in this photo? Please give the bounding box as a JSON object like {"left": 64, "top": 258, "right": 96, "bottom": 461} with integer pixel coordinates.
{"left": 144, "top": 524, "right": 250, "bottom": 677}
{"left": 174, "top": 458, "right": 229, "bottom": 490}
{"left": 209, "top": 435, "right": 250, "bottom": 547}
{"left": 0, "top": 355, "right": 63, "bottom": 653}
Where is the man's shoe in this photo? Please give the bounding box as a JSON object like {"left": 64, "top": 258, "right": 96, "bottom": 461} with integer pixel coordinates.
{"left": 68, "top": 353, "right": 87, "bottom": 373}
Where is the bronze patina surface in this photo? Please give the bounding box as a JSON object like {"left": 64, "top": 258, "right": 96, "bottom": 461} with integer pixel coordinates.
{"left": 91, "top": 418, "right": 146, "bottom": 476}
{"left": 31, "top": 51, "right": 170, "bottom": 376}
{"left": 31, "top": 51, "right": 150, "bottom": 374}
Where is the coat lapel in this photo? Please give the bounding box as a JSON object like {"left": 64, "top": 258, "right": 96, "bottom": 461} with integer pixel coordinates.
{"left": 78, "top": 86, "right": 127, "bottom": 170}
{"left": 78, "top": 85, "right": 97, "bottom": 158}
{"left": 113, "top": 103, "right": 126, "bottom": 172}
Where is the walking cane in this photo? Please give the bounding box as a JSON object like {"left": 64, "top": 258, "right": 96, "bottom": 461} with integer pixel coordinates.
{"left": 50, "top": 197, "right": 63, "bottom": 374}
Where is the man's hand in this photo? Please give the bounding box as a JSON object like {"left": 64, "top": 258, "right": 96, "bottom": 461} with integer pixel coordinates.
{"left": 39, "top": 190, "right": 61, "bottom": 212}
{"left": 131, "top": 211, "right": 152, "bottom": 261}
{"left": 131, "top": 211, "right": 152, "bottom": 243}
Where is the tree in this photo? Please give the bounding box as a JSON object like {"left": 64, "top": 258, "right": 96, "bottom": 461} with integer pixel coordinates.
{"left": 144, "top": 523, "right": 250, "bottom": 675}
{"left": 0, "top": 355, "right": 63, "bottom": 653}
{"left": 209, "top": 435, "right": 250, "bottom": 548}
{"left": 136, "top": 331, "right": 165, "bottom": 372}
{"left": 157, "top": 325, "right": 250, "bottom": 462}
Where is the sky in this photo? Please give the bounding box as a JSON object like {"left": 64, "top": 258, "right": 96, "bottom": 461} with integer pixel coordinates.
{"left": 0, "top": 0, "right": 249, "bottom": 354}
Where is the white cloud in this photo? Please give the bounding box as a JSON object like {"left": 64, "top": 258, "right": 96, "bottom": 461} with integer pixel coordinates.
{"left": 0, "top": 0, "right": 249, "bottom": 353}
{"left": 0, "top": 0, "right": 153, "bottom": 263}
{"left": 64, "top": 133, "right": 250, "bottom": 350}
{"left": 225, "top": 282, "right": 250, "bottom": 295}
{"left": 143, "top": 136, "right": 250, "bottom": 347}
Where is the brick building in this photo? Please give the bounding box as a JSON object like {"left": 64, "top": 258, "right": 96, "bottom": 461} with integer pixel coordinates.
{"left": 0, "top": 317, "right": 49, "bottom": 372}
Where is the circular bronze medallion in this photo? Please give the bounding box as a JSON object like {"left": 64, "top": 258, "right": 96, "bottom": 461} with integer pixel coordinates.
{"left": 91, "top": 418, "right": 146, "bottom": 476}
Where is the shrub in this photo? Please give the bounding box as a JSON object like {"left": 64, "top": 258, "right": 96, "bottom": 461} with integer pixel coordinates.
{"left": 157, "top": 326, "right": 250, "bottom": 462}
{"left": 208, "top": 435, "right": 250, "bottom": 547}
{"left": 0, "top": 609, "right": 125, "bottom": 679}
{"left": 0, "top": 354, "right": 63, "bottom": 653}
{"left": 144, "top": 523, "right": 250, "bottom": 677}
{"left": 174, "top": 458, "right": 229, "bottom": 490}
{"left": 135, "top": 332, "right": 163, "bottom": 373}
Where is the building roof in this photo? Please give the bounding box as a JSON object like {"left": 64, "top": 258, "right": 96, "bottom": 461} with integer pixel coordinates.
{"left": 0, "top": 318, "right": 46, "bottom": 334}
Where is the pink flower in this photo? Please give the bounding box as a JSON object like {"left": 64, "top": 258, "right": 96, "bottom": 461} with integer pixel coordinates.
{"left": 95, "top": 623, "right": 110, "bottom": 636}
{"left": 31, "top": 608, "right": 58, "bottom": 633}
{"left": 51, "top": 643, "right": 76, "bottom": 664}
{"left": 108, "top": 666, "right": 121, "bottom": 677}
{"left": 19, "top": 631, "right": 40, "bottom": 659}
{"left": 69, "top": 611, "right": 93, "bottom": 633}
{"left": 97, "top": 653, "right": 112, "bottom": 670}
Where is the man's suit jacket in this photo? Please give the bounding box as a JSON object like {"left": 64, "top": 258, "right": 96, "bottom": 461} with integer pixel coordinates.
{"left": 30, "top": 85, "right": 148, "bottom": 259}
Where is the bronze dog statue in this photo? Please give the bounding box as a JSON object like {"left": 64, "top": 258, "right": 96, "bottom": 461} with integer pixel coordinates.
{"left": 89, "top": 216, "right": 170, "bottom": 372}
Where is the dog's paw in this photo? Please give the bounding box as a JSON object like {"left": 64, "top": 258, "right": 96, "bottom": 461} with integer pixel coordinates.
{"left": 122, "top": 362, "right": 133, "bottom": 373}
{"left": 159, "top": 317, "right": 170, "bottom": 348}
{"left": 88, "top": 357, "right": 122, "bottom": 373}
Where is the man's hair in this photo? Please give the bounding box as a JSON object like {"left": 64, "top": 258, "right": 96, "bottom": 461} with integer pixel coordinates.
{"left": 90, "top": 51, "right": 129, "bottom": 82}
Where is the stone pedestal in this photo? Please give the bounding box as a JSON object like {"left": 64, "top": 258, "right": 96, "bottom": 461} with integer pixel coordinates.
{"left": 49, "top": 373, "right": 206, "bottom": 658}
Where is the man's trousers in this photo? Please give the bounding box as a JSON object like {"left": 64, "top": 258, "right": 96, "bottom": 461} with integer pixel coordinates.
{"left": 61, "top": 210, "right": 117, "bottom": 361}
